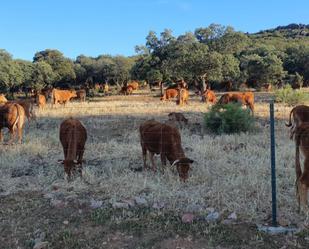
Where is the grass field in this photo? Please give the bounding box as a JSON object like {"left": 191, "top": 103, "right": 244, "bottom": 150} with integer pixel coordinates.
{"left": 1, "top": 90, "right": 309, "bottom": 248}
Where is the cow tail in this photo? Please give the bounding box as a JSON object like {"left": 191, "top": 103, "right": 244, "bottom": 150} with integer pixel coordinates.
{"left": 285, "top": 107, "right": 295, "bottom": 127}
{"left": 12, "top": 104, "right": 20, "bottom": 132}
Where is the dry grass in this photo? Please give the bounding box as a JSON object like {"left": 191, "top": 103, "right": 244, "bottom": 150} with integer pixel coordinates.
{"left": 0, "top": 91, "right": 305, "bottom": 225}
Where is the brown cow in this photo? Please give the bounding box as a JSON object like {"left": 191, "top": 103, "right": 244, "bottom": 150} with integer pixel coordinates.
{"left": 294, "top": 124, "right": 309, "bottom": 212}
{"left": 0, "top": 94, "right": 8, "bottom": 104}
{"left": 120, "top": 85, "right": 134, "bottom": 95}
{"left": 0, "top": 102, "right": 26, "bottom": 144}
{"left": 202, "top": 89, "right": 217, "bottom": 104}
{"left": 168, "top": 112, "right": 188, "bottom": 128}
{"left": 59, "top": 117, "right": 87, "bottom": 181}
{"left": 52, "top": 89, "right": 77, "bottom": 106}
{"left": 177, "top": 88, "right": 189, "bottom": 106}
{"left": 139, "top": 119, "right": 194, "bottom": 181}
{"left": 128, "top": 81, "right": 139, "bottom": 90}
{"left": 161, "top": 88, "right": 178, "bottom": 101}
{"left": 76, "top": 89, "right": 86, "bottom": 102}
{"left": 36, "top": 94, "right": 46, "bottom": 110}
{"left": 285, "top": 105, "right": 309, "bottom": 140}
{"left": 217, "top": 92, "right": 255, "bottom": 115}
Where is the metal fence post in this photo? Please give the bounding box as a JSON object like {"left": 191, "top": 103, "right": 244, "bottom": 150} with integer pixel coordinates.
{"left": 270, "top": 101, "right": 277, "bottom": 226}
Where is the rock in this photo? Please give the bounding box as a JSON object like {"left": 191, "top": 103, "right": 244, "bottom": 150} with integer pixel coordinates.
{"left": 90, "top": 199, "right": 103, "bottom": 209}
{"left": 134, "top": 196, "right": 148, "bottom": 206}
{"left": 33, "top": 241, "right": 48, "bottom": 249}
{"left": 122, "top": 199, "right": 135, "bottom": 208}
{"left": 50, "top": 199, "right": 66, "bottom": 208}
{"left": 112, "top": 202, "right": 129, "bottom": 209}
{"left": 63, "top": 220, "right": 69, "bottom": 225}
{"left": 228, "top": 212, "right": 237, "bottom": 220}
{"left": 152, "top": 201, "right": 165, "bottom": 210}
{"left": 206, "top": 212, "right": 220, "bottom": 222}
{"left": 182, "top": 213, "right": 195, "bottom": 223}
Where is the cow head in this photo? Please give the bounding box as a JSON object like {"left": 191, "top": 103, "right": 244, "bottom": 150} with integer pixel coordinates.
{"left": 58, "top": 159, "right": 81, "bottom": 181}
{"left": 70, "top": 90, "right": 77, "bottom": 98}
{"left": 172, "top": 158, "right": 194, "bottom": 181}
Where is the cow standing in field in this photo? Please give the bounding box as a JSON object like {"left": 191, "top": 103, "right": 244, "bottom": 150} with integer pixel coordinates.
{"left": 59, "top": 117, "right": 87, "bottom": 180}
{"left": 294, "top": 124, "right": 309, "bottom": 212}
{"left": 217, "top": 92, "right": 255, "bottom": 115}
{"left": 202, "top": 89, "right": 217, "bottom": 104}
{"left": 139, "top": 119, "right": 194, "bottom": 181}
{"left": 285, "top": 105, "right": 309, "bottom": 140}
{"left": 167, "top": 112, "right": 188, "bottom": 128}
{"left": 76, "top": 89, "right": 86, "bottom": 102}
{"left": 36, "top": 94, "right": 46, "bottom": 110}
{"left": 128, "top": 81, "right": 139, "bottom": 90}
{"left": 52, "top": 89, "right": 77, "bottom": 106}
{"left": 161, "top": 88, "right": 178, "bottom": 101}
{"left": 177, "top": 88, "right": 189, "bottom": 106}
{"left": 0, "top": 102, "right": 26, "bottom": 144}
{"left": 120, "top": 85, "right": 134, "bottom": 95}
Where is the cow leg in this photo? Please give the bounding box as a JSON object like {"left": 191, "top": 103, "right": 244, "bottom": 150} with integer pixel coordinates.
{"left": 77, "top": 148, "right": 85, "bottom": 177}
{"left": 160, "top": 153, "right": 167, "bottom": 173}
{"left": 142, "top": 146, "right": 148, "bottom": 170}
{"left": 298, "top": 181, "right": 309, "bottom": 213}
{"left": 149, "top": 152, "right": 157, "bottom": 172}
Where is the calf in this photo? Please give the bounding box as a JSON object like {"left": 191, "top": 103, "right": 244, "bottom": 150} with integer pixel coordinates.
{"left": 177, "top": 88, "right": 189, "bottom": 106}
{"left": 160, "top": 88, "right": 178, "bottom": 101}
{"left": 139, "top": 119, "right": 194, "bottom": 181}
{"left": 217, "top": 92, "right": 254, "bottom": 115}
{"left": 295, "top": 124, "right": 309, "bottom": 212}
{"left": 0, "top": 102, "right": 26, "bottom": 144}
{"left": 59, "top": 117, "right": 87, "bottom": 180}
{"left": 36, "top": 94, "right": 46, "bottom": 110}
{"left": 285, "top": 105, "right": 309, "bottom": 140}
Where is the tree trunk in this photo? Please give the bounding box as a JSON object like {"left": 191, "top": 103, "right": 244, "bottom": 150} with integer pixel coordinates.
{"left": 159, "top": 81, "right": 163, "bottom": 96}
{"left": 201, "top": 74, "right": 207, "bottom": 102}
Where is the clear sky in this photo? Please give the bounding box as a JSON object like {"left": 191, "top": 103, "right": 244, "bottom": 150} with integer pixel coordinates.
{"left": 1, "top": 0, "right": 308, "bottom": 61}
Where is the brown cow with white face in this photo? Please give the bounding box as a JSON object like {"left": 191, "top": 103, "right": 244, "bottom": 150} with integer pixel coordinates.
{"left": 0, "top": 102, "right": 26, "bottom": 144}
{"left": 59, "top": 117, "right": 87, "bottom": 181}
{"left": 139, "top": 119, "right": 194, "bottom": 181}
{"left": 52, "top": 89, "right": 77, "bottom": 106}
{"left": 285, "top": 105, "right": 309, "bottom": 140}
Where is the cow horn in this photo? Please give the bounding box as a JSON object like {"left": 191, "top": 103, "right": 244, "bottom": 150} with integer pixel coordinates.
{"left": 171, "top": 159, "right": 180, "bottom": 167}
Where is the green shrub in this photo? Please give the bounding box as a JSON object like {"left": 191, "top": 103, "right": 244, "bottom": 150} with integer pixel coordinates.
{"left": 274, "top": 84, "right": 309, "bottom": 106}
{"left": 204, "top": 103, "right": 255, "bottom": 134}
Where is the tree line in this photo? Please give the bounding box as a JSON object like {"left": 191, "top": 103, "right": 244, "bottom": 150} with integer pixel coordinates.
{"left": 1, "top": 23, "right": 309, "bottom": 95}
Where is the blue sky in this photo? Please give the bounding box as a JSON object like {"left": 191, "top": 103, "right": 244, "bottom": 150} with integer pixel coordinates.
{"left": 1, "top": 0, "right": 308, "bottom": 61}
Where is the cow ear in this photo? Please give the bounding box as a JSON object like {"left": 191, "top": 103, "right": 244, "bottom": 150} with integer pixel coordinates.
{"left": 171, "top": 159, "right": 180, "bottom": 167}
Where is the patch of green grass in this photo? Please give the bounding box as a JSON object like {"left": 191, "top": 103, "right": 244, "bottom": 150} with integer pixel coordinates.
{"left": 275, "top": 84, "right": 309, "bottom": 106}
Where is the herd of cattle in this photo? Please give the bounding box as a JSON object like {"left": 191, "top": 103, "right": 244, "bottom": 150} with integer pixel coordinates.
{"left": 1, "top": 83, "right": 309, "bottom": 213}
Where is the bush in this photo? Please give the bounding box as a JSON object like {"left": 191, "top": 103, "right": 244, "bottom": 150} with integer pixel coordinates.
{"left": 274, "top": 84, "right": 309, "bottom": 106}
{"left": 204, "top": 103, "right": 255, "bottom": 134}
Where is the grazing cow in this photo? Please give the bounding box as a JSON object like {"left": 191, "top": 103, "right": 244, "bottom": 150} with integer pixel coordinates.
{"left": 120, "top": 85, "right": 134, "bottom": 95}
{"left": 13, "top": 99, "right": 36, "bottom": 122}
{"left": 76, "top": 89, "right": 86, "bottom": 102}
{"left": 161, "top": 88, "right": 178, "bottom": 101}
{"left": 103, "top": 83, "right": 109, "bottom": 94}
{"left": 177, "top": 88, "right": 189, "bottom": 106}
{"left": 139, "top": 120, "right": 194, "bottom": 181}
{"left": 36, "top": 94, "right": 46, "bottom": 110}
{"left": 59, "top": 117, "right": 87, "bottom": 180}
{"left": 168, "top": 112, "right": 188, "bottom": 128}
{"left": 0, "top": 94, "right": 8, "bottom": 104}
{"left": 128, "top": 81, "right": 139, "bottom": 90}
{"left": 202, "top": 89, "right": 217, "bottom": 104}
{"left": 52, "top": 89, "right": 77, "bottom": 106}
{"left": 217, "top": 92, "right": 255, "bottom": 115}
{"left": 0, "top": 102, "right": 26, "bottom": 144}
{"left": 294, "top": 124, "right": 309, "bottom": 212}
{"left": 285, "top": 105, "right": 309, "bottom": 140}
